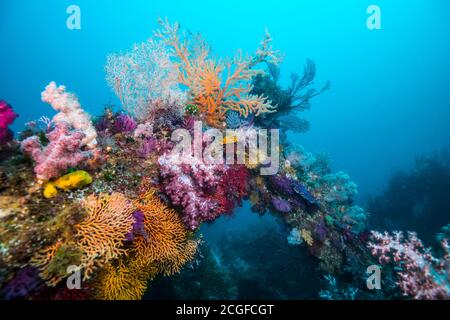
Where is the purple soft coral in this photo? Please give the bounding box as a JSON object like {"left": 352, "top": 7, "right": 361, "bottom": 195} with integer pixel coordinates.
{"left": 271, "top": 196, "right": 292, "bottom": 213}
{"left": 114, "top": 113, "right": 137, "bottom": 133}
{"left": 269, "top": 174, "right": 294, "bottom": 196}
{"left": 0, "top": 100, "right": 18, "bottom": 145}
{"left": 369, "top": 231, "right": 450, "bottom": 300}
{"left": 158, "top": 153, "right": 227, "bottom": 230}
{"left": 137, "top": 138, "right": 158, "bottom": 158}
{"left": 125, "top": 210, "right": 148, "bottom": 242}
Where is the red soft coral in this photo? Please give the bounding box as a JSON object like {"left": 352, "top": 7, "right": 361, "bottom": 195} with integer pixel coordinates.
{"left": 215, "top": 165, "right": 249, "bottom": 214}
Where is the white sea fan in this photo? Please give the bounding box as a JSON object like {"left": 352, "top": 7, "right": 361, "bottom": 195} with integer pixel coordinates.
{"left": 105, "top": 39, "right": 186, "bottom": 121}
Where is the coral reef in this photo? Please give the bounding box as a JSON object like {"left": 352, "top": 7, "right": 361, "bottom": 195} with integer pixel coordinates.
{"left": 0, "top": 18, "right": 444, "bottom": 301}
{"left": 368, "top": 150, "right": 450, "bottom": 242}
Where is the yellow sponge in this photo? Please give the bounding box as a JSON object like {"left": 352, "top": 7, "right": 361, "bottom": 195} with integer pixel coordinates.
{"left": 43, "top": 171, "right": 93, "bottom": 198}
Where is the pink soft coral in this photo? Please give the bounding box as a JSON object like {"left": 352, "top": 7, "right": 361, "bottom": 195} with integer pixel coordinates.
{"left": 158, "top": 153, "right": 228, "bottom": 230}
{"left": 41, "top": 82, "right": 97, "bottom": 149}
{"left": 0, "top": 100, "right": 18, "bottom": 145}
{"left": 21, "top": 122, "right": 93, "bottom": 180}
{"left": 368, "top": 231, "right": 450, "bottom": 299}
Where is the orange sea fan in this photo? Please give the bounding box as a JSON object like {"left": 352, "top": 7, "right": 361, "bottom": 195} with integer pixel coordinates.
{"left": 95, "top": 258, "right": 157, "bottom": 300}
{"left": 30, "top": 242, "right": 64, "bottom": 287}
{"left": 131, "top": 189, "right": 198, "bottom": 276}
{"left": 155, "top": 18, "right": 280, "bottom": 128}
{"left": 75, "top": 192, "right": 135, "bottom": 280}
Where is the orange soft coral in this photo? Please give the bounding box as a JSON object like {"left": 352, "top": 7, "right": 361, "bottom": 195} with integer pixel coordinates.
{"left": 131, "top": 189, "right": 198, "bottom": 276}
{"left": 155, "top": 18, "right": 280, "bottom": 128}
{"left": 76, "top": 192, "right": 135, "bottom": 280}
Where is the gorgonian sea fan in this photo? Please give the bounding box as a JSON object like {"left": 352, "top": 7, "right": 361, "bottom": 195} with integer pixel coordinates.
{"left": 105, "top": 38, "right": 186, "bottom": 121}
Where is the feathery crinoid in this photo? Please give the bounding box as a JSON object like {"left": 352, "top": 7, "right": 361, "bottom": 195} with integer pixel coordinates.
{"left": 155, "top": 17, "right": 281, "bottom": 128}
{"left": 131, "top": 189, "right": 198, "bottom": 276}
{"left": 76, "top": 192, "right": 135, "bottom": 280}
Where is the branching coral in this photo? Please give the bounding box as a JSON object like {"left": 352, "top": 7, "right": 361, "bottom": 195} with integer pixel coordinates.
{"left": 0, "top": 100, "right": 18, "bottom": 145}
{"left": 155, "top": 18, "right": 280, "bottom": 128}
{"left": 41, "top": 82, "right": 97, "bottom": 148}
{"left": 75, "top": 192, "right": 135, "bottom": 280}
{"left": 29, "top": 193, "right": 135, "bottom": 286}
{"left": 21, "top": 122, "right": 93, "bottom": 181}
{"left": 105, "top": 38, "right": 186, "bottom": 121}
{"left": 368, "top": 231, "right": 450, "bottom": 299}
